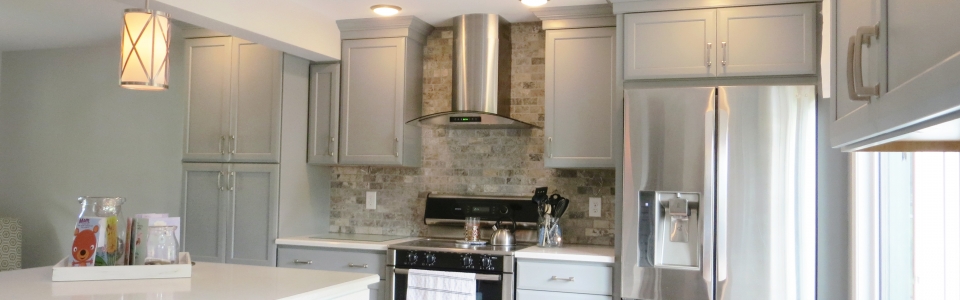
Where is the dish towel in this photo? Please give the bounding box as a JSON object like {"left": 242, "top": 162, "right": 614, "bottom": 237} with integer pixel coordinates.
{"left": 406, "top": 269, "right": 477, "bottom": 300}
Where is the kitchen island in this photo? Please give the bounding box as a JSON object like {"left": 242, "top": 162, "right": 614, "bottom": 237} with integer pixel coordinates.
{"left": 0, "top": 262, "right": 379, "bottom": 299}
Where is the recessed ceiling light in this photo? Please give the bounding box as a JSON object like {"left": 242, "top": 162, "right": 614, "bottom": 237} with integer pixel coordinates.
{"left": 371, "top": 5, "right": 401, "bottom": 16}
{"left": 520, "top": 0, "right": 549, "bottom": 7}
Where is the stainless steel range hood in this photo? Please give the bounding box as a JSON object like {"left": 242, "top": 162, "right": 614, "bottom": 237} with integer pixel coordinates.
{"left": 408, "top": 14, "right": 538, "bottom": 129}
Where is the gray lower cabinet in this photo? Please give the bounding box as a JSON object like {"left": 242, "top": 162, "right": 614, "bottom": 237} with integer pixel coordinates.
{"left": 182, "top": 163, "right": 279, "bottom": 267}
{"left": 278, "top": 246, "right": 386, "bottom": 300}
{"left": 544, "top": 27, "right": 616, "bottom": 169}
{"left": 516, "top": 259, "right": 613, "bottom": 299}
{"left": 183, "top": 37, "right": 282, "bottom": 164}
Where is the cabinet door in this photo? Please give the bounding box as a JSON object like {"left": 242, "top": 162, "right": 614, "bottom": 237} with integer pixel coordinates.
{"left": 308, "top": 63, "right": 341, "bottom": 165}
{"left": 834, "top": 0, "right": 883, "bottom": 121}
{"left": 183, "top": 38, "right": 231, "bottom": 162}
{"left": 224, "top": 164, "right": 279, "bottom": 266}
{"left": 340, "top": 38, "right": 405, "bottom": 165}
{"left": 229, "top": 39, "right": 283, "bottom": 163}
{"left": 717, "top": 3, "right": 817, "bottom": 77}
{"left": 624, "top": 9, "right": 716, "bottom": 79}
{"left": 886, "top": 1, "right": 960, "bottom": 92}
{"left": 545, "top": 27, "right": 616, "bottom": 168}
{"left": 182, "top": 163, "right": 228, "bottom": 263}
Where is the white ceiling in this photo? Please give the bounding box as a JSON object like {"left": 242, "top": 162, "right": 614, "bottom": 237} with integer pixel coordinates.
{"left": 290, "top": 0, "right": 610, "bottom": 26}
{"left": 0, "top": 0, "right": 132, "bottom": 52}
{"left": 0, "top": 0, "right": 609, "bottom": 53}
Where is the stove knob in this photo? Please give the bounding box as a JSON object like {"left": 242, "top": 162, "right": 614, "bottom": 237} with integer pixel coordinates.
{"left": 462, "top": 256, "right": 474, "bottom": 267}
{"left": 425, "top": 253, "right": 437, "bottom": 265}
{"left": 481, "top": 257, "right": 493, "bottom": 269}
{"left": 407, "top": 252, "right": 419, "bottom": 264}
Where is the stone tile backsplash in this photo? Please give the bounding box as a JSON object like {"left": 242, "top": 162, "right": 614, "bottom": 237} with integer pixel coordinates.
{"left": 328, "top": 23, "right": 615, "bottom": 246}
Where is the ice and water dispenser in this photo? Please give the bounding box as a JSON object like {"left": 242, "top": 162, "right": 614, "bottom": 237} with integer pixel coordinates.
{"left": 638, "top": 191, "right": 700, "bottom": 270}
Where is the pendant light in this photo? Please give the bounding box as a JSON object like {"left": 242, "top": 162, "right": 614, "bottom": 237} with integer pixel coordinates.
{"left": 120, "top": 0, "right": 171, "bottom": 91}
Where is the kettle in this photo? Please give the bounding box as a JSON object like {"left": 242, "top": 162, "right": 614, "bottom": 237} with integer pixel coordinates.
{"left": 490, "top": 219, "right": 516, "bottom": 246}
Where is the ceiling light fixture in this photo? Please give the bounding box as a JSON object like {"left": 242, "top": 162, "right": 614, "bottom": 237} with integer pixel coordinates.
{"left": 119, "top": 0, "right": 171, "bottom": 91}
{"left": 371, "top": 5, "right": 402, "bottom": 16}
{"left": 520, "top": 0, "right": 549, "bottom": 7}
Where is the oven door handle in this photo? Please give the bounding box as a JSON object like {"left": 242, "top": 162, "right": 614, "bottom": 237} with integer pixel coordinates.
{"left": 394, "top": 268, "right": 502, "bottom": 282}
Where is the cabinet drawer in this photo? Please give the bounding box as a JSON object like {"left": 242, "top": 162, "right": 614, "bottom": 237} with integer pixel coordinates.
{"left": 517, "top": 289, "right": 612, "bottom": 300}
{"left": 278, "top": 246, "right": 386, "bottom": 278}
{"left": 517, "top": 260, "right": 613, "bottom": 295}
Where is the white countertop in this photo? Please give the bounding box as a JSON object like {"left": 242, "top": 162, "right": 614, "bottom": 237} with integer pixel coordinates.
{"left": 276, "top": 234, "right": 420, "bottom": 251}
{"left": 515, "top": 244, "right": 616, "bottom": 263}
{"left": 0, "top": 262, "right": 379, "bottom": 300}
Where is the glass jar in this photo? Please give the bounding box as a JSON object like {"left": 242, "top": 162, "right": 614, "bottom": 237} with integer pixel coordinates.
{"left": 537, "top": 215, "right": 562, "bottom": 248}
{"left": 145, "top": 226, "right": 180, "bottom": 265}
{"left": 76, "top": 197, "right": 126, "bottom": 266}
{"left": 464, "top": 217, "right": 481, "bottom": 242}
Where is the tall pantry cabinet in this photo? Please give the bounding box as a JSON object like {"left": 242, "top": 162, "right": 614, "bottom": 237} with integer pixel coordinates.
{"left": 181, "top": 35, "right": 294, "bottom": 267}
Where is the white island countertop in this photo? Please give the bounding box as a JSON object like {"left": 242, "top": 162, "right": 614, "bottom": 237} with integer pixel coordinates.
{"left": 515, "top": 244, "right": 615, "bottom": 263}
{"left": 0, "top": 262, "right": 379, "bottom": 300}
{"left": 277, "top": 234, "right": 420, "bottom": 251}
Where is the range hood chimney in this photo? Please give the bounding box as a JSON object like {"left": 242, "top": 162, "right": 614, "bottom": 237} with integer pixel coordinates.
{"left": 408, "top": 14, "right": 538, "bottom": 129}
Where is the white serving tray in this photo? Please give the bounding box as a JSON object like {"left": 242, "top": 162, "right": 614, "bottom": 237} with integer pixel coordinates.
{"left": 51, "top": 252, "right": 192, "bottom": 282}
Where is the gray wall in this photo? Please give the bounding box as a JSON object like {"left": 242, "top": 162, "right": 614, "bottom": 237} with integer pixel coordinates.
{"left": 818, "top": 96, "right": 850, "bottom": 300}
{"left": 0, "top": 37, "right": 187, "bottom": 267}
{"left": 278, "top": 54, "right": 331, "bottom": 237}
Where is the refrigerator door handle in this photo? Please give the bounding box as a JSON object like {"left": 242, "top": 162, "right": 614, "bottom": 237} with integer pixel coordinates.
{"left": 703, "top": 92, "right": 718, "bottom": 298}
{"left": 716, "top": 89, "right": 730, "bottom": 287}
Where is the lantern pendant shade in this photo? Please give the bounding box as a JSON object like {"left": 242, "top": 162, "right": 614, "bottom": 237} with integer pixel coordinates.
{"left": 120, "top": 8, "right": 171, "bottom": 91}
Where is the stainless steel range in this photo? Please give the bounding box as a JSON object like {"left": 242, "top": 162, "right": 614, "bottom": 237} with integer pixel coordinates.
{"left": 386, "top": 193, "right": 538, "bottom": 300}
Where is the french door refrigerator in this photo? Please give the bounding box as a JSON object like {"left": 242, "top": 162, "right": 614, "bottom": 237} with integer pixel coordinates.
{"left": 621, "top": 86, "right": 817, "bottom": 300}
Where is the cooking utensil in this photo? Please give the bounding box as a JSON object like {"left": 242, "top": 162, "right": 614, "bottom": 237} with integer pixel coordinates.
{"left": 555, "top": 197, "right": 570, "bottom": 219}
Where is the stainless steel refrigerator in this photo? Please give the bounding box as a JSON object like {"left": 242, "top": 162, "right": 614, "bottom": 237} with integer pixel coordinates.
{"left": 621, "top": 86, "right": 817, "bottom": 300}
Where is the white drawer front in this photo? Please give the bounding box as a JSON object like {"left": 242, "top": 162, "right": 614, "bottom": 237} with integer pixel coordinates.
{"left": 277, "top": 246, "right": 385, "bottom": 278}
{"left": 517, "top": 260, "right": 613, "bottom": 295}
{"left": 517, "top": 289, "right": 612, "bottom": 300}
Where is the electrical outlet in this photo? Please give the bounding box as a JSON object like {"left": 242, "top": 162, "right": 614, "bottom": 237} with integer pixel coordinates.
{"left": 589, "top": 197, "right": 601, "bottom": 217}
{"left": 366, "top": 191, "right": 377, "bottom": 210}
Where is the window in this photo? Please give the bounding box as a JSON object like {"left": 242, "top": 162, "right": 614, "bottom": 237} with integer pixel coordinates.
{"left": 852, "top": 152, "right": 960, "bottom": 300}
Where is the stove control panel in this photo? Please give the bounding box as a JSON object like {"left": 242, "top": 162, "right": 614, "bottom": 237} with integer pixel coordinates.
{"left": 394, "top": 250, "right": 504, "bottom": 272}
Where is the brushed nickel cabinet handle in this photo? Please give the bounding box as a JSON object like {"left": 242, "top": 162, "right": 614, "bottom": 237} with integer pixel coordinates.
{"left": 550, "top": 276, "right": 575, "bottom": 282}
{"left": 721, "top": 42, "right": 727, "bottom": 66}
{"left": 706, "top": 42, "right": 712, "bottom": 67}
{"left": 219, "top": 136, "right": 226, "bottom": 155}
{"left": 394, "top": 137, "right": 400, "bottom": 157}
{"left": 329, "top": 136, "right": 336, "bottom": 156}
{"left": 229, "top": 135, "right": 237, "bottom": 154}
{"left": 229, "top": 172, "right": 236, "bottom": 191}
{"left": 217, "top": 171, "right": 224, "bottom": 191}
{"left": 348, "top": 263, "right": 368, "bottom": 268}
{"left": 548, "top": 137, "right": 553, "bottom": 158}
{"left": 294, "top": 259, "right": 313, "bottom": 265}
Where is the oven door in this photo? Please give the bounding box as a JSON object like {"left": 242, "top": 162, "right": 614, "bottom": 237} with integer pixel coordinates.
{"left": 387, "top": 267, "right": 514, "bottom": 300}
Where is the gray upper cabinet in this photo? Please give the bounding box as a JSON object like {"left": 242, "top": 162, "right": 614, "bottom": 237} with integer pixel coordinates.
{"left": 307, "top": 63, "right": 341, "bottom": 165}
{"left": 831, "top": 0, "right": 960, "bottom": 150}
{"left": 183, "top": 37, "right": 282, "bottom": 163}
{"left": 333, "top": 16, "right": 431, "bottom": 167}
{"left": 716, "top": 3, "right": 817, "bottom": 77}
{"left": 182, "top": 163, "right": 279, "bottom": 267}
{"left": 624, "top": 9, "right": 717, "bottom": 79}
{"left": 624, "top": 3, "right": 816, "bottom": 80}
{"left": 545, "top": 27, "right": 617, "bottom": 168}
